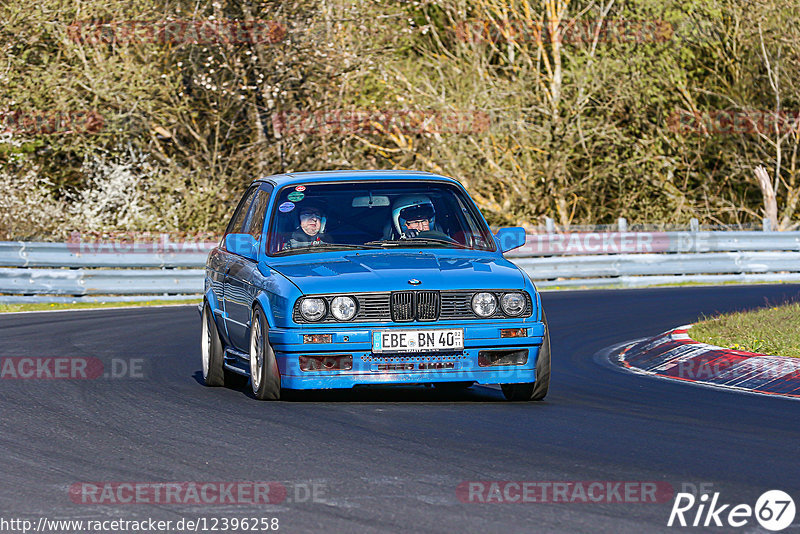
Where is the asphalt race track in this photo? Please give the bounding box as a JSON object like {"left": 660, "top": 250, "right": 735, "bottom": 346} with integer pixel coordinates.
{"left": 1, "top": 285, "right": 799, "bottom": 533}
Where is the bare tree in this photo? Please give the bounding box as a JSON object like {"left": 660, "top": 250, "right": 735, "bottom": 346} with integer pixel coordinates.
{"left": 754, "top": 165, "right": 778, "bottom": 230}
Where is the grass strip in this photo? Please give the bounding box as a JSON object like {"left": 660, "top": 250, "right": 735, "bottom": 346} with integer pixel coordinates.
{"left": 691, "top": 301, "right": 800, "bottom": 358}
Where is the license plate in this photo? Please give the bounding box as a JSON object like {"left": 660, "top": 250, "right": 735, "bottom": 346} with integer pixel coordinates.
{"left": 372, "top": 329, "right": 464, "bottom": 353}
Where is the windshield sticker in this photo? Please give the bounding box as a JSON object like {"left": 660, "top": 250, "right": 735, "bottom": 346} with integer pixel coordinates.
{"left": 287, "top": 191, "right": 305, "bottom": 202}
{"left": 295, "top": 185, "right": 306, "bottom": 192}
{"left": 278, "top": 201, "right": 295, "bottom": 213}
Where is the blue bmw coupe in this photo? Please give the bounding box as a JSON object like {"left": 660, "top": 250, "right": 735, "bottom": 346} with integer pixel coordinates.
{"left": 201, "top": 170, "right": 550, "bottom": 401}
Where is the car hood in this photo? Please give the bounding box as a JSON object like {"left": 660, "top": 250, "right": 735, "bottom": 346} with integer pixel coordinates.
{"left": 268, "top": 252, "right": 525, "bottom": 295}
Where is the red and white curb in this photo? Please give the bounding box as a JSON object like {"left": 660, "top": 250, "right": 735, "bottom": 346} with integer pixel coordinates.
{"left": 617, "top": 326, "right": 800, "bottom": 398}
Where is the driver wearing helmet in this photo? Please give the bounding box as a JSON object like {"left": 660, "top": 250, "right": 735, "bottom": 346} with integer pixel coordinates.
{"left": 392, "top": 195, "right": 436, "bottom": 239}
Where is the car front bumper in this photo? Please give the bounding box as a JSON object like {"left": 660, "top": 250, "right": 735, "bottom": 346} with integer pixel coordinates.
{"left": 269, "top": 320, "right": 545, "bottom": 389}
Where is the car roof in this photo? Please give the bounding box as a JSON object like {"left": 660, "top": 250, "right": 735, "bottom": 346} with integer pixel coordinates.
{"left": 252, "top": 170, "right": 461, "bottom": 188}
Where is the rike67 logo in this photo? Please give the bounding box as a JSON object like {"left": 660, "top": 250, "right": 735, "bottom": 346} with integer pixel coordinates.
{"left": 668, "top": 490, "right": 796, "bottom": 531}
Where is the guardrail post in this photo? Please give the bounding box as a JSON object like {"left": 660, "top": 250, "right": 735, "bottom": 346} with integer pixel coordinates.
{"left": 763, "top": 217, "right": 773, "bottom": 232}
{"left": 690, "top": 218, "right": 699, "bottom": 232}
{"left": 617, "top": 217, "right": 627, "bottom": 232}
{"left": 545, "top": 217, "right": 555, "bottom": 234}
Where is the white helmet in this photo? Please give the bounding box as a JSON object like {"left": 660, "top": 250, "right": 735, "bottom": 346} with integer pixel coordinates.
{"left": 392, "top": 195, "right": 435, "bottom": 236}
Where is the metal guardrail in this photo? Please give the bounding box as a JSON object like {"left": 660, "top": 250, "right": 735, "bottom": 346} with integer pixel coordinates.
{"left": 0, "top": 239, "right": 213, "bottom": 301}
{"left": 1, "top": 231, "right": 800, "bottom": 301}
{"left": 0, "top": 268, "right": 204, "bottom": 295}
{"left": 514, "top": 252, "right": 800, "bottom": 278}
{"left": 0, "top": 241, "right": 212, "bottom": 268}
{"left": 504, "top": 231, "right": 800, "bottom": 256}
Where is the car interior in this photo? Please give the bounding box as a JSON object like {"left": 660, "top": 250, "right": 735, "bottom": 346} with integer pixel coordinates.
{"left": 268, "top": 186, "right": 492, "bottom": 253}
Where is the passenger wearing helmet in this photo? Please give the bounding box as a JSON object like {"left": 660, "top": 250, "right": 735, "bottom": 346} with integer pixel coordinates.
{"left": 286, "top": 202, "right": 330, "bottom": 249}
{"left": 392, "top": 195, "right": 438, "bottom": 239}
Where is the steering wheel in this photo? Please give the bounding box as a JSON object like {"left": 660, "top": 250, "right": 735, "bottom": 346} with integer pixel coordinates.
{"left": 415, "top": 230, "right": 460, "bottom": 244}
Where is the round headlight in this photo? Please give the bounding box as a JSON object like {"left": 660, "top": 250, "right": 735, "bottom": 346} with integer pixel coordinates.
{"left": 471, "top": 292, "right": 497, "bottom": 317}
{"left": 501, "top": 292, "right": 526, "bottom": 316}
{"left": 330, "top": 296, "right": 357, "bottom": 321}
{"left": 300, "top": 298, "right": 327, "bottom": 321}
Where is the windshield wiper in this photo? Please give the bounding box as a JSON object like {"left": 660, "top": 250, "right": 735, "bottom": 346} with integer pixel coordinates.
{"left": 363, "top": 239, "right": 470, "bottom": 249}
{"left": 274, "top": 243, "right": 382, "bottom": 255}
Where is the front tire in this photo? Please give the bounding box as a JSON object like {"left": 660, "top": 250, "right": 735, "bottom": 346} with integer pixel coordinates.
{"left": 201, "top": 303, "right": 226, "bottom": 387}
{"left": 501, "top": 311, "right": 551, "bottom": 401}
{"left": 250, "top": 306, "right": 281, "bottom": 400}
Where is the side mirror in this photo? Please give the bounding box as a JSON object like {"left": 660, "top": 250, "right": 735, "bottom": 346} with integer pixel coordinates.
{"left": 495, "top": 227, "right": 526, "bottom": 253}
{"left": 225, "top": 233, "right": 259, "bottom": 261}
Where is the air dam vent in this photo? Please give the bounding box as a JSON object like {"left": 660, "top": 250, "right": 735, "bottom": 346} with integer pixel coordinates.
{"left": 418, "top": 362, "right": 456, "bottom": 370}
{"left": 478, "top": 349, "right": 528, "bottom": 367}
{"left": 371, "top": 359, "right": 460, "bottom": 372}
{"left": 377, "top": 363, "right": 415, "bottom": 371}
{"left": 299, "top": 355, "right": 353, "bottom": 372}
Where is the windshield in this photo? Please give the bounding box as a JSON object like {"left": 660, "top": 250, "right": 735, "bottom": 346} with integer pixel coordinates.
{"left": 267, "top": 181, "right": 496, "bottom": 255}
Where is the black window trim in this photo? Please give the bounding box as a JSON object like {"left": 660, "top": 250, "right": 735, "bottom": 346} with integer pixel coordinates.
{"left": 242, "top": 182, "right": 275, "bottom": 240}
{"left": 263, "top": 179, "right": 497, "bottom": 256}
{"left": 221, "top": 184, "right": 259, "bottom": 252}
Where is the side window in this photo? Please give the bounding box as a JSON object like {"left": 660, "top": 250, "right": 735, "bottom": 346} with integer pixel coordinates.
{"left": 454, "top": 193, "right": 494, "bottom": 251}
{"left": 243, "top": 184, "right": 274, "bottom": 240}
{"left": 449, "top": 195, "right": 481, "bottom": 247}
{"left": 222, "top": 186, "right": 258, "bottom": 249}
